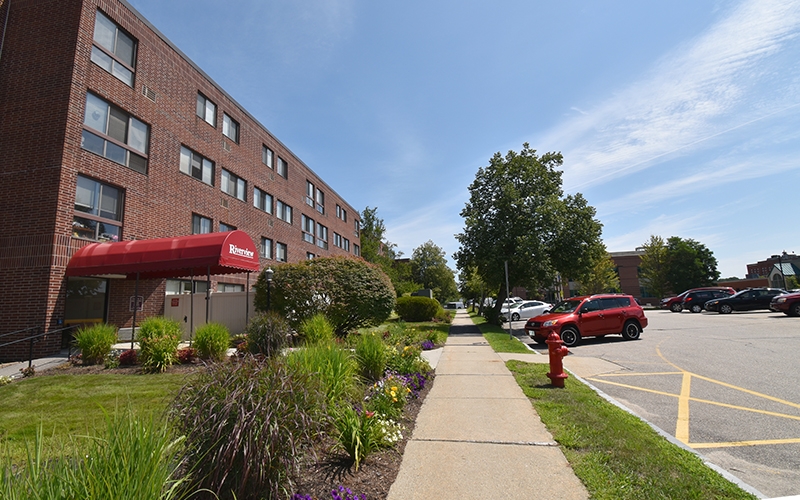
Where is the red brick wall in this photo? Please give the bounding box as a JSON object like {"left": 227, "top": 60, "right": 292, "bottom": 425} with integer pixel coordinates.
{"left": 0, "top": 0, "right": 361, "bottom": 361}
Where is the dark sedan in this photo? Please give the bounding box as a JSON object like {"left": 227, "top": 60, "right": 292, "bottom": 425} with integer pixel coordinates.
{"left": 705, "top": 288, "right": 787, "bottom": 314}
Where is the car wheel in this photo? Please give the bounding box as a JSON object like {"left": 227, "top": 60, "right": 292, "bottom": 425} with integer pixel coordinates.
{"left": 511, "top": 313, "right": 520, "bottom": 321}
{"left": 690, "top": 304, "right": 702, "bottom": 313}
{"left": 622, "top": 320, "right": 640, "bottom": 340}
{"left": 790, "top": 303, "right": 800, "bottom": 317}
{"left": 719, "top": 304, "right": 732, "bottom": 314}
{"left": 559, "top": 327, "right": 580, "bottom": 347}
{"left": 670, "top": 303, "right": 683, "bottom": 313}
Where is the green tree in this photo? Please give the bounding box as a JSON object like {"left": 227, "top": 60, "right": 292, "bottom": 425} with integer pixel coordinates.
{"left": 359, "top": 206, "right": 397, "bottom": 266}
{"left": 454, "top": 144, "right": 604, "bottom": 320}
{"left": 577, "top": 252, "right": 620, "bottom": 295}
{"left": 665, "top": 236, "right": 720, "bottom": 293}
{"left": 410, "top": 240, "right": 458, "bottom": 302}
{"left": 639, "top": 235, "right": 671, "bottom": 299}
{"left": 458, "top": 266, "right": 497, "bottom": 313}
{"left": 253, "top": 257, "right": 395, "bottom": 336}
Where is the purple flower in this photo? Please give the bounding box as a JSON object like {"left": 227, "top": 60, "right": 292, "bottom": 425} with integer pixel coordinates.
{"left": 421, "top": 340, "right": 435, "bottom": 350}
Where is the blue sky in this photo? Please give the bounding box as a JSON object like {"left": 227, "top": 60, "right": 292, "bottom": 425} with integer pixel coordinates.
{"left": 128, "top": 0, "right": 800, "bottom": 279}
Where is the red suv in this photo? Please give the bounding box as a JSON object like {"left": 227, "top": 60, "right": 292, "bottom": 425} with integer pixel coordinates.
{"left": 660, "top": 286, "right": 736, "bottom": 312}
{"left": 524, "top": 294, "right": 648, "bottom": 347}
{"left": 771, "top": 291, "right": 800, "bottom": 316}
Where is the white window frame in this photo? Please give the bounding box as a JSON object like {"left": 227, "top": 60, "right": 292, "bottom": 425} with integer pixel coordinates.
{"left": 277, "top": 157, "right": 288, "bottom": 178}
{"left": 276, "top": 200, "right": 292, "bottom": 224}
{"left": 82, "top": 92, "right": 149, "bottom": 174}
{"left": 91, "top": 10, "right": 136, "bottom": 86}
{"left": 196, "top": 93, "right": 216, "bottom": 126}
{"left": 260, "top": 237, "right": 273, "bottom": 259}
{"left": 221, "top": 169, "right": 246, "bottom": 201}
{"left": 254, "top": 187, "right": 273, "bottom": 214}
{"left": 302, "top": 215, "right": 315, "bottom": 244}
{"left": 180, "top": 146, "right": 214, "bottom": 185}
{"left": 262, "top": 145, "right": 273, "bottom": 168}
{"left": 222, "top": 113, "right": 239, "bottom": 143}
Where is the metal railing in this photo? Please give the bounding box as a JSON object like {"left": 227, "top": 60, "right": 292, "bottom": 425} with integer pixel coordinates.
{"left": 0, "top": 325, "right": 79, "bottom": 368}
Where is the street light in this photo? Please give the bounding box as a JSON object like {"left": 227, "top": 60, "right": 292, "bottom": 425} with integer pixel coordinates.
{"left": 777, "top": 252, "right": 787, "bottom": 290}
{"left": 265, "top": 267, "right": 274, "bottom": 311}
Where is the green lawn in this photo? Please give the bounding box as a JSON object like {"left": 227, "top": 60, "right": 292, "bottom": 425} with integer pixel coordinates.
{"left": 469, "top": 310, "right": 531, "bottom": 353}
{"left": 505, "top": 361, "right": 756, "bottom": 500}
{"left": 0, "top": 372, "right": 192, "bottom": 463}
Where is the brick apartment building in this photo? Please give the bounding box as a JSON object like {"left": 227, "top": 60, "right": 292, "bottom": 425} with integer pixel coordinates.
{"left": 0, "top": 0, "right": 361, "bottom": 361}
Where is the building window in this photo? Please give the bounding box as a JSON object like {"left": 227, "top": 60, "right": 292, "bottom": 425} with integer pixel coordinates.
{"left": 354, "top": 219, "right": 360, "bottom": 238}
{"left": 334, "top": 232, "right": 342, "bottom": 248}
{"left": 165, "top": 280, "right": 208, "bottom": 294}
{"left": 302, "top": 215, "right": 315, "bottom": 244}
{"left": 192, "top": 214, "right": 212, "bottom": 234}
{"left": 354, "top": 244, "right": 360, "bottom": 257}
{"left": 262, "top": 145, "right": 274, "bottom": 168}
{"left": 336, "top": 204, "right": 347, "bottom": 222}
{"left": 73, "top": 175, "right": 123, "bottom": 242}
{"left": 307, "top": 252, "right": 315, "bottom": 260}
{"left": 180, "top": 146, "right": 214, "bottom": 185}
{"left": 254, "top": 187, "right": 273, "bottom": 214}
{"left": 220, "top": 222, "right": 236, "bottom": 232}
{"left": 277, "top": 157, "right": 288, "bottom": 178}
{"left": 305, "top": 181, "right": 315, "bottom": 208}
{"left": 82, "top": 93, "right": 149, "bottom": 174}
{"left": 219, "top": 283, "right": 244, "bottom": 292}
{"left": 316, "top": 223, "right": 328, "bottom": 250}
{"left": 276, "top": 200, "right": 292, "bottom": 224}
{"left": 276, "top": 242, "right": 288, "bottom": 262}
{"left": 315, "top": 189, "right": 325, "bottom": 214}
{"left": 222, "top": 113, "right": 239, "bottom": 143}
{"left": 221, "top": 169, "right": 246, "bottom": 201}
{"left": 260, "top": 237, "right": 273, "bottom": 259}
{"left": 196, "top": 93, "right": 216, "bottom": 126}
{"left": 343, "top": 238, "right": 350, "bottom": 252}
{"left": 91, "top": 10, "right": 136, "bottom": 86}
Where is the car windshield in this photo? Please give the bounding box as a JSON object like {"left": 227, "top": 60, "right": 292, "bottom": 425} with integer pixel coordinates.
{"left": 549, "top": 300, "right": 582, "bottom": 314}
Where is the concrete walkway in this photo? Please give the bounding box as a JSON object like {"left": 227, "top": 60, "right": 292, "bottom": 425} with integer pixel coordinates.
{"left": 387, "top": 310, "right": 588, "bottom": 500}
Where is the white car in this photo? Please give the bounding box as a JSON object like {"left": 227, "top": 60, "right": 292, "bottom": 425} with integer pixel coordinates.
{"left": 503, "top": 300, "right": 552, "bottom": 321}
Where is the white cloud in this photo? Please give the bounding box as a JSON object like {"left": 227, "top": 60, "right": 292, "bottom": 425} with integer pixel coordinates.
{"left": 536, "top": 0, "right": 800, "bottom": 191}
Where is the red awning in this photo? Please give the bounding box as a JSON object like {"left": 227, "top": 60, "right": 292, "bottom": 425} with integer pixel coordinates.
{"left": 65, "top": 230, "right": 261, "bottom": 279}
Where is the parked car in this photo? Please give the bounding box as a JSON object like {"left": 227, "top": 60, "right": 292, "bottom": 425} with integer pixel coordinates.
{"left": 770, "top": 292, "right": 800, "bottom": 316}
{"left": 444, "top": 301, "right": 465, "bottom": 309}
{"left": 681, "top": 289, "right": 734, "bottom": 313}
{"left": 524, "top": 294, "right": 647, "bottom": 347}
{"left": 499, "top": 302, "right": 523, "bottom": 318}
{"left": 661, "top": 286, "right": 736, "bottom": 312}
{"left": 501, "top": 300, "right": 552, "bottom": 321}
{"left": 705, "top": 288, "right": 787, "bottom": 313}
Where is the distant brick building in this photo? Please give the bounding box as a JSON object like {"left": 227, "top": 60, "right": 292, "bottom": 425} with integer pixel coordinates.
{"left": 608, "top": 250, "right": 658, "bottom": 305}
{"left": 0, "top": 0, "right": 360, "bottom": 361}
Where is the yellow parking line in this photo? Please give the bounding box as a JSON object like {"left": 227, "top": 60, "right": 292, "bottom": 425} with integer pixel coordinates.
{"left": 690, "top": 437, "right": 800, "bottom": 449}
{"left": 689, "top": 373, "right": 800, "bottom": 411}
{"left": 676, "top": 372, "right": 692, "bottom": 443}
{"left": 597, "top": 371, "right": 683, "bottom": 377}
{"left": 585, "top": 377, "right": 679, "bottom": 398}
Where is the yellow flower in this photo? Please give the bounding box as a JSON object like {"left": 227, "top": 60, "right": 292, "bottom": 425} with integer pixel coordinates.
{"left": 391, "top": 386, "right": 398, "bottom": 392}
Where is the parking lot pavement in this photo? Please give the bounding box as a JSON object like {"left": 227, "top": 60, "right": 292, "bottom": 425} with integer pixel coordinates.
{"left": 507, "top": 309, "right": 800, "bottom": 499}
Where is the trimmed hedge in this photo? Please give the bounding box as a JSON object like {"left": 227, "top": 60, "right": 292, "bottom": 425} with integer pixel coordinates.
{"left": 395, "top": 296, "right": 441, "bottom": 322}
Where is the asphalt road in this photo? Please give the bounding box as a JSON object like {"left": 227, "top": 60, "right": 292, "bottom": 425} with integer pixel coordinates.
{"left": 513, "top": 308, "right": 800, "bottom": 499}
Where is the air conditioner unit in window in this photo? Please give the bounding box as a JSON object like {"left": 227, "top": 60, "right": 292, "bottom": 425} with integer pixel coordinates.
{"left": 221, "top": 198, "right": 229, "bottom": 208}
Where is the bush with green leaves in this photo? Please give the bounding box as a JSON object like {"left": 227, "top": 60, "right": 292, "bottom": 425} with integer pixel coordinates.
{"left": 245, "top": 311, "right": 292, "bottom": 357}
{"left": 137, "top": 317, "right": 182, "bottom": 372}
{"left": 0, "top": 409, "right": 191, "bottom": 500}
{"left": 73, "top": 323, "right": 117, "bottom": 365}
{"left": 254, "top": 257, "right": 395, "bottom": 336}
{"left": 286, "top": 344, "right": 358, "bottom": 405}
{"left": 355, "top": 332, "right": 387, "bottom": 382}
{"left": 299, "top": 313, "right": 334, "bottom": 345}
{"left": 193, "top": 322, "right": 230, "bottom": 361}
{"left": 386, "top": 343, "right": 429, "bottom": 375}
{"left": 394, "top": 296, "right": 440, "bottom": 322}
{"left": 170, "top": 356, "right": 323, "bottom": 500}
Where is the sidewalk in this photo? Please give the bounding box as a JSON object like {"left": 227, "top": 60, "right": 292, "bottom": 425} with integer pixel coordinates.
{"left": 387, "top": 309, "right": 588, "bottom": 500}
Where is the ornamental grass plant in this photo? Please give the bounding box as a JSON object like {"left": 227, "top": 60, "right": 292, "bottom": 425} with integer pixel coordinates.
{"left": 73, "top": 323, "right": 117, "bottom": 365}
{"left": 171, "top": 355, "right": 324, "bottom": 500}
{"left": 286, "top": 343, "right": 359, "bottom": 406}
{"left": 246, "top": 311, "right": 292, "bottom": 358}
{"left": 331, "top": 404, "right": 383, "bottom": 471}
{"left": 137, "top": 317, "right": 182, "bottom": 372}
{"left": 192, "top": 322, "right": 230, "bottom": 361}
{"left": 299, "top": 313, "right": 334, "bottom": 345}
{"left": 354, "top": 332, "right": 386, "bottom": 382}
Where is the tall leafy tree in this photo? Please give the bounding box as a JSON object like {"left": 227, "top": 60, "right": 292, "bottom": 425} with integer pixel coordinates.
{"left": 410, "top": 240, "right": 458, "bottom": 302}
{"left": 359, "top": 206, "right": 397, "bottom": 266}
{"left": 665, "top": 237, "right": 720, "bottom": 292}
{"left": 639, "top": 235, "right": 671, "bottom": 299}
{"left": 577, "top": 252, "right": 620, "bottom": 295}
{"left": 454, "top": 144, "right": 603, "bottom": 319}
{"left": 458, "top": 266, "right": 496, "bottom": 312}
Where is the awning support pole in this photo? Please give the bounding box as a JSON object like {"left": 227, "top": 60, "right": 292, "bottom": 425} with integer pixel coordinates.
{"left": 190, "top": 270, "right": 195, "bottom": 346}
{"left": 245, "top": 272, "right": 250, "bottom": 326}
{"left": 205, "top": 266, "right": 211, "bottom": 324}
{"left": 131, "top": 272, "right": 139, "bottom": 350}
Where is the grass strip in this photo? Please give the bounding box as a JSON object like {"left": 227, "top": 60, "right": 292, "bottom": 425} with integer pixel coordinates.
{"left": 469, "top": 309, "right": 532, "bottom": 353}
{"left": 505, "top": 360, "right": 757, "bottom": 500}
{"left": 0, "top": 373, "right": 191, "bottom": 464}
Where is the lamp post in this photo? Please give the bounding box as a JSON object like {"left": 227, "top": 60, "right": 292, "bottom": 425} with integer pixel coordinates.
{"left": 777, "top": 252, "right": 787, "bottom": 290}
{"left": 265, "top": 267, "right": 274, "bottom": 311}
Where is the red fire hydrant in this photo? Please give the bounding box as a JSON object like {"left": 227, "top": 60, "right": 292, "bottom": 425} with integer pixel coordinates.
{"left": 546, "top": 332, "right": 569, "bottom": 388}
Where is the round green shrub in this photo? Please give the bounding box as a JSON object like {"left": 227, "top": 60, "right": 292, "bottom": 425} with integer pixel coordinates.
{"left": 73, "top": 323, "right": 117, "bottom": 365}
{"left": 193, "top": 322, "right": 230, "bottom": 361}
{"left": 137, "top": 316, "right": 182, "bottom": 372}
{"left": 245, "top": 312, "right": 292, "bottom": 357}
{"left": 395, "top": 296, "right": 441, "bottom": 322}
